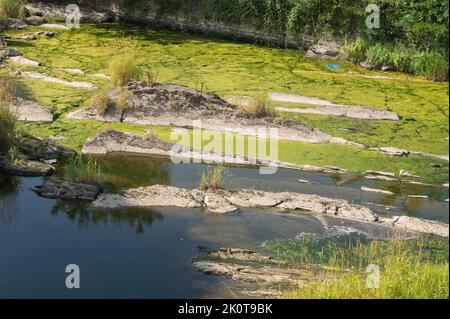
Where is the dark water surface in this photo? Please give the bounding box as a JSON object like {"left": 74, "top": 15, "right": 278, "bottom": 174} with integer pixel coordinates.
{"left": 0, "top": 154, "right": 448, "bottom": 298}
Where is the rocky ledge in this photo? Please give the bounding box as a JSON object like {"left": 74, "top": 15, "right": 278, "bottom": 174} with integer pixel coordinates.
{"left": 92, "top": 184, "right": 449, "bottom": 238}
{"left": 69, "top": 81, "right": 359, "bottom": 146}
{"left": 33, "top": 179, "right": 103, "bottom": 201}
{"left": 0, "top": 136, "right": 75, "bottom": 177}
{"left": 192, "top": 247, "right": 320, "bottom": 297}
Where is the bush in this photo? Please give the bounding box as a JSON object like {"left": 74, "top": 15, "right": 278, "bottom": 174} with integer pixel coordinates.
{"left": 0, "top": 0, "right": 26, "bottom": 19}
{"left": 109, "top": 55, "right": 143, "bottom": 87}
{"left": 143, "top": 69, "right": 159, "bottom": 86}
{"left": 0, "top": 78, "right": 17, "bottom": 155}
{"left": 235, "top": 99, "right": 275, "bottom": 118}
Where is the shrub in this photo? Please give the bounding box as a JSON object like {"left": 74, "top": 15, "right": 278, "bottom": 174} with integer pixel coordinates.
{"left": 0, "top": 78, "right": 17, "bottom": 155}
{"left": 91, "top": 89, "right": 112, "bottom": 116}
{"left": 109, "top": 55, "right": 143, "bottom": 87}
{"left": 199, "top": 165, "right": 226, "bottom": 191}
{"left": 0, "top": 0, "right": 26, "bottom": 19}
{"left": 235, "top": 99, "right": 275, "bottom": 118}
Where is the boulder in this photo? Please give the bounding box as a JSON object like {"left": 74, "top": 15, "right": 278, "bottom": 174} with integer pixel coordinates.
{"left": 377, "top": 147, "right": 410, "bottom": 157}
{"left": 400, "top": 170, "right": 419, "bottom": 178}
{"left": 25, "top": 16, "right": 47, "bottom": 26}
{"left": 360, "top": 62, "right": 376, "bottom": 70}
{"left": 36, "top": 31, "right": 56, "bottom": 38}
{"left": 7, "top": 19, "right": 28, "bottom": 29}
{"left": 16, "top": 34, "right": 37, "bottom": 41}
{"left": 306, "top": 40, "right": 341, "bottom": 58}
{"left": 381, "top": 65, "right": 396, "bottom": 72}
{"left": 0, "top": 48, "right": 22, "bottom": 58}
{"left": 17, "top": 135, "right": 75, "bottom": 161}
{"left": 33, "top": 179, "right": 103, "bottom": 201}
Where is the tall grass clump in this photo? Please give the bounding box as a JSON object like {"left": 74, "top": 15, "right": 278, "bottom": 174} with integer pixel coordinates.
{"left": 0, "top": 0, "right": 26, "bottom": 19}
{"left": 0, "top": 78, "right": 17, "bottom": 156}
{"left": 284, "top": 237, "right": 449, "bottom": 299}
{"left": 342, "top": 38, "right": 368, "bottom": 63}
{"left": 235, "top": 99, "right": 275, "bottom": 118}
{"left": 65, "top": 154, "right": 102, "bottom": 182}
{"left": 109, "top": 54, "right": 143, "bottom": 87}
{"left": 365, "top": 43, "right": 394, "bottom": 68}
{"left": 116, "top": 87, "right": 134, "bottom": 122}
{"left": 199, "top": 165, "right": 226, "bottom": 191}
{"left": 411, "top": 51, "right": 449, "bottom": 82}
{"left": 91, "top": 89, "right": 112, "bottom": 116}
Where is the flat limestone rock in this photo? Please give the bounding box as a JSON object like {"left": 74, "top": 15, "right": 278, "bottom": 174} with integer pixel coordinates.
{"left": 91, "top": 184, "right": 447, "bottom": 237}
{"left": 270, "top": 93, "right": 399, "bottom": 121}
{"left": 1, "top": 157, "right": 54, "bottom": 177}
{"left": 361, "top": 187, "right": 395, "bottom": 195}
{"left": 8, "top": 56, "right": 40, "bottom": 66}
{"left": 92, "top": 185, "right": 202, "bottom": 209}
{"left": 33, "top": 179, "right": 103, "bottom": 201}
{"left": 21, "top": 71, "right": 96, "bottom": 89}
{"left": 192, "top": 247, "right": 317, "bottom": 288}
{"left": 8, "top": 98, "right": 53, "bottom": 123}
{"left": 40, "top": 23, "right": 68, "bottom": 30}
{"left": 204, "top": 192, "right": 238, "bottom": 214}
{"left": 392, "top": 216, "right": 449, "bottom": 238}
{"left": 62, "top": 68, "right": 85, "bottom": 75}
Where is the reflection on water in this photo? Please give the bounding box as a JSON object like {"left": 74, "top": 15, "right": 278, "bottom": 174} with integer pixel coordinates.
{"left": 51, "top": 200, "right": 164, "bottom": 234}
{"left": 57, "top": 154, "right": 172, "bottom": 192}
{"left": 0, "top": 174, "right": 20, "bottom": 224}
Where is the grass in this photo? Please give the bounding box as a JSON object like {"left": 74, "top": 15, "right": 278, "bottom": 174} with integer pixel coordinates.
{"left": 0, "top": 23, "right": 448, "bottom": 184}
{"left": 109, "top": 54, "right": 143, "bottom": 87}
{"left": 198, "top": 165, "right": 226, "bottom": 191}
{"left": 0, "top": 78, "right": 17, "bottom": 155}
{"left": 90, "top": 88, "right": 111, "bottom": 116}
{"left": 342, "top": 38, "right": 449, "bottom": 82}
{"left": 265, "top": 235, "right": 449, "bottom": 299}
{"left": 235, "top": 98, "right": 275, "bottom": 118}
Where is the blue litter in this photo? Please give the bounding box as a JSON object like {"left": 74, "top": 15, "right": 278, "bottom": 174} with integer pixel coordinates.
{"left": 327, "top": 64, "right": 342, "bottom": 69}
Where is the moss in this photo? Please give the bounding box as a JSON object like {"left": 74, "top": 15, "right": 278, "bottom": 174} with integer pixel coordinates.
{"left": 1, "top": 23, "right": 448, "bottom": 184}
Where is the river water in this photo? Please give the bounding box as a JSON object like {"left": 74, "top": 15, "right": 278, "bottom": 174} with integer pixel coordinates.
{"left": 0, "top": 154, "right": 448, "bottom": 298}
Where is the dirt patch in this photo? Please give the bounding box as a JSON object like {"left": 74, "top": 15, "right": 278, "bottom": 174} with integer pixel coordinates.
{"left": 69, "top": 81, "right": 360, "bottom": 146}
